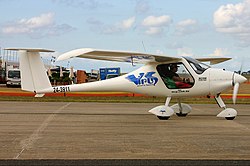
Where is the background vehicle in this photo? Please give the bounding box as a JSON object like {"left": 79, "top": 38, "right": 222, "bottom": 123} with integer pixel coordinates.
{"left": 6, "top": 68, "right": 21, "bottom": 87}
{"left": 99, "top": 67, "right": 120, "bottom": 80}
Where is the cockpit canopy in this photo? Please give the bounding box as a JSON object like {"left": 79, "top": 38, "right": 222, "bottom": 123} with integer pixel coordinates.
{"left": 184, "top": 57, "right": 210, "bottom": 74}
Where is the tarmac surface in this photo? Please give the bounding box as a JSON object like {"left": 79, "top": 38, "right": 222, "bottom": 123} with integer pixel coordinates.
{"left": 0, "top": 102, "right": 249, "bottom": 165}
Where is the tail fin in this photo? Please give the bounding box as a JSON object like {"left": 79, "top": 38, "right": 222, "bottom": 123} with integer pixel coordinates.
{"left": 5, "top": 48, "right": 54, "bottom": 95}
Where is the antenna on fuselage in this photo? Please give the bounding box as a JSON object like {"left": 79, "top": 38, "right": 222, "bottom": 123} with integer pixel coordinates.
{"left": 142, "top": 41, "right": 146, "bottom": 52}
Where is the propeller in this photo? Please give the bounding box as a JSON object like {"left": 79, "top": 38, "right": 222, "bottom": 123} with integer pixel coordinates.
{"left": 232, "top": 73, "right": 247, "bottom": 104}
{"left": 239, "top": 62, "right": 243, "bottom": 75}
{"left": 232, "top": 60, "right": 242, "bottom": 105}
{"left": 232, "top": 82, "right": 239, "bottom": 105}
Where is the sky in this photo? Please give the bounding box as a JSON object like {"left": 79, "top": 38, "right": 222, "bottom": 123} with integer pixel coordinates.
{"left": 0, "top": 0, "right": 250, "bottom": 73}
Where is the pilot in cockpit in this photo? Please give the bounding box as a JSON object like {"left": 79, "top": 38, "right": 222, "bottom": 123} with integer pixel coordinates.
{"left": 159, "top": 63, "right": 191, "bottom": 89}
{"left": 167, "top": 64, "right": 182, "bottom": 82}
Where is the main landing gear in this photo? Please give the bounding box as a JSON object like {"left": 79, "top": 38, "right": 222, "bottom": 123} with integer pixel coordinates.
{"left": 149, "top": 95, "right": 237, "bottom": 120}
{"left": 148, "top": 97, "right": 192, "bottom": 120}
{"left": 215, "top": 95, "right": 237, "bottom": 120}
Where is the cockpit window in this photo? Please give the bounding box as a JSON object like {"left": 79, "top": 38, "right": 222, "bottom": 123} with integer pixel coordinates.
{"left": 184, "top": 57, "right": 210, "bottom": 74}
{"left": 157, "top": 63, "right": 194, "bottom": 89}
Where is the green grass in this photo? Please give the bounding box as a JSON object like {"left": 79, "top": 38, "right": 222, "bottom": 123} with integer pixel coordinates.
{"left": 0, "top": 95, "right": 249, "bottom": 104}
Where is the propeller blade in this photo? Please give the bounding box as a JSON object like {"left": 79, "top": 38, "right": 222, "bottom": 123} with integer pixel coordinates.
{"left": 239, "top": 59, "right": 244, "bottom": 75}
{"left": 233, "top": 82, "right": 239, "bottom": 105}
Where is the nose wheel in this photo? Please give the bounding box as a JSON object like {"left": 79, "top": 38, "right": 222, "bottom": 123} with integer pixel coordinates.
{"left": 215, "top": 95, "right": 237, "bottom": 120}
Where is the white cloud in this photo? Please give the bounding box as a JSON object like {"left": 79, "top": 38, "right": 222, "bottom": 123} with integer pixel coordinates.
{"left": 19, "top": 13, "right": 54, "bottom": 29}
{"left": 175, "top": 19, "right": 200, "bottom": 35}
{"left": 145, "top": 27, "right": 163, "bottom": 35}
{"left": 100, "top": 16, "right": 136, "bottom": 34}
{"left": 213, "top": 0, "right": 250, "bottom": 46}
{"left": 142, "top": 15, "right": 172, "bottom": 27}
{"left": 120, "top": 17, "right": 136, "bottom": 30}
{"left": 142, "top": 15, "right": 172, "bottom": 36}
{"left": 177, "top": 19, "right": 197, "bottom": 27}
{"left": 2, "top": 13, "right": 54, "bottom": 34}
{"left": 1, "top": 12, "right": 75, "bottom": 38}
{"left": 209, "top": 48, "right": 229, "bottom": 56}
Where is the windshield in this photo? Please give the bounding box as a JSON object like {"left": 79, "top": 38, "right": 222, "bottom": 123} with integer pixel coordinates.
{"left": 8, "top": 70, "right": 20, "bottom": 78}
{"left": 184, "top": 57, "right": 210, "bottom": 74}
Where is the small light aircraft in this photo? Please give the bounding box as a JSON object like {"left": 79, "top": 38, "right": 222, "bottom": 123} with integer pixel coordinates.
{"left": 5, "top": 48, "right": 247, "bottom": 120}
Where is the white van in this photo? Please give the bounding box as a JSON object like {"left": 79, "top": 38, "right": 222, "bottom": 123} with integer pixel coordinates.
{"left": 6, "top": 69, "right": 21, "bottom": 87}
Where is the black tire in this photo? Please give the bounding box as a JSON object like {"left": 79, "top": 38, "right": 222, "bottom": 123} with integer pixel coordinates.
{"left": 157, "top": 116, "right": 170, "bottom": 120}
{"left": 176, "top": 113, "right": 188, "bottom": 117}
{"left": 225, "top": 117, "right": 235, "bottom": 120}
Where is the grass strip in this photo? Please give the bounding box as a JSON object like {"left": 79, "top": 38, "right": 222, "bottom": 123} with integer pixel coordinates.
{"left": 0, "top": 96, "right": 249, "bottom": 104}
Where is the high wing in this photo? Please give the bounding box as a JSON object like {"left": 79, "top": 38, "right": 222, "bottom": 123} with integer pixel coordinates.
{"left": 57, "top": 48, "right": 181, "bottom": 64}
{"left": 196, "top": 57, "right": 231, "bottom": 65}
{"left": 57, "top": 48, "right": 231, "bottom": 65}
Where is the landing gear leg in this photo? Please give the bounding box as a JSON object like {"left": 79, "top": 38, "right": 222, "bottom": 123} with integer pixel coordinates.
{"left": 175, "top": 98, "right": 187, "bottom": 117}
{"left": 215, "top": 94, "right": 226, "bottom": 109}
{"left": 148, "top": 97, "right": 174, "bottom": 120}
{"left": 171, "top": 98, "right": 192, "bottom": 117}
{"left": 215, "top": 95, "right": 237, "bottom": 120}
{"left": 165, "top": 96, "right": 171, "bottom": 106}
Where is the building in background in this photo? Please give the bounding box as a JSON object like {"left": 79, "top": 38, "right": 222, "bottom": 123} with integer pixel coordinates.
{"left": 77, "top": 70, "right": 88, "bottom": 84}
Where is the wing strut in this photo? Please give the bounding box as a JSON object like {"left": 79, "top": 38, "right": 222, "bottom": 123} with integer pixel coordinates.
{"left": 130, "top": 56, "right": 136, "bottom": 66}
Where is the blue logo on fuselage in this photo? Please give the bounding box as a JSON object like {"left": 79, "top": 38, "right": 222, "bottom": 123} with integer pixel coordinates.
{"left": 126, "top": 72, "right": 158, "bottom": 86}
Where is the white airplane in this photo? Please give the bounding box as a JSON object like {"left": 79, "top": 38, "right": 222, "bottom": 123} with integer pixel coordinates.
{"left": 5, "top": 48, "right": 247, "bottom": 120}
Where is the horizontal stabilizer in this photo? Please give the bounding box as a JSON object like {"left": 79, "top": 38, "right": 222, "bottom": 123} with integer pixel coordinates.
{"left": 5, "top": 48, "right": 54, "bottom": 53}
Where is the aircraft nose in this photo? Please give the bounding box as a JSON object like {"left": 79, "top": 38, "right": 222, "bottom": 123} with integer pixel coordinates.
{"left": 234, "top": 73, "right": 247, "bottom": 84}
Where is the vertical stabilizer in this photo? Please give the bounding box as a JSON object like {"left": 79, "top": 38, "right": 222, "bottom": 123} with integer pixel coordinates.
{"left": 5, "top": 48, "right": 54, "bottom": 93}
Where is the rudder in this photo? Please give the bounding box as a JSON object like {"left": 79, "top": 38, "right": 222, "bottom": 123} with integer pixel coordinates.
{"left": 5, "top": 48, "right": 54, "bottom": 93}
